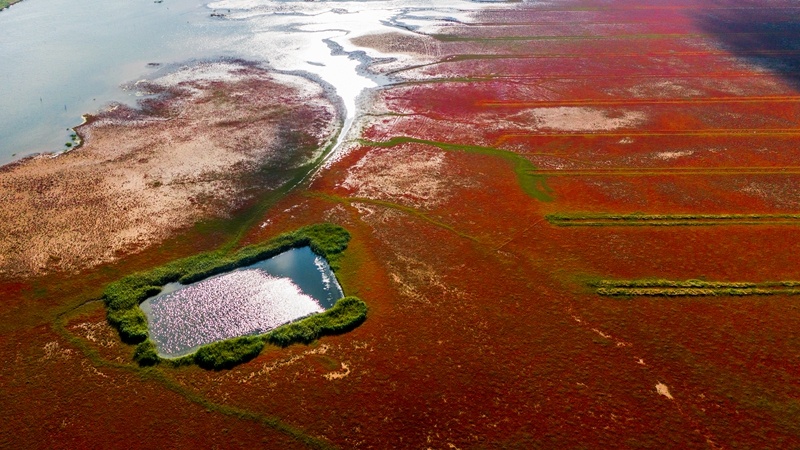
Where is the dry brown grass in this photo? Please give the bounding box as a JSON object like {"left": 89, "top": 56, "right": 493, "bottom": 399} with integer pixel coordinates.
{"left": 0, "top": 62, "right": 337, "bottom": 278}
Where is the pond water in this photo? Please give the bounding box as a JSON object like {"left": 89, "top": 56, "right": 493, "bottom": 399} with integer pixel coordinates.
{"left": 0, "top": 0, "right": 513, "bottom": 165}
{"left": 140, "top": 246, "right": 343, "bottom": 357}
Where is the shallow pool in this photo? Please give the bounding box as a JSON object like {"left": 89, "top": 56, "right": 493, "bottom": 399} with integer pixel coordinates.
{"left": 140, "top": 246, "right": 343, "bottom": 357}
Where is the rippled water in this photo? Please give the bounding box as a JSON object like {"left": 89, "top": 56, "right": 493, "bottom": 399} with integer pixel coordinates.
{"left": 141, "top": 246, "right": 343, "bottom": 357}
{"left": 1, "top": 0, "right": 512, "bottom": 164}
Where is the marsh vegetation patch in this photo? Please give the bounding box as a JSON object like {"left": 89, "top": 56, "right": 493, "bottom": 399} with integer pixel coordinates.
{"left": 592, "top": 279, "right": 800, "bottom": 297}
{"left": 0, "top": 61, "right": 337, "bottom": 278}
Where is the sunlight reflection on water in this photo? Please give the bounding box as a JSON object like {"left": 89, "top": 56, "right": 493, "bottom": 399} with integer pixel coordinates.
{"left": 1, "top": 0, "right": 515, "bottom": 163}
{"left": 141, "top": 246, "right": 342, "bottom": 357}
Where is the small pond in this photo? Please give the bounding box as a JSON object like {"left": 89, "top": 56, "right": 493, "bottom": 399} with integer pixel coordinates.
{"left": 140, "top": 246, "right": 343, "bottom": 357}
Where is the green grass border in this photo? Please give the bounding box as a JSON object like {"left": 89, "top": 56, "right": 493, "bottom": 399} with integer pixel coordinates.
{"left": 548, "top": 213, "right": 800, "bottom": 227}
{"left": 592, "top": 278, "right": 800, "bottom": 297}
{"left": 104, "top": 223, "right": 367, "bottom": 369}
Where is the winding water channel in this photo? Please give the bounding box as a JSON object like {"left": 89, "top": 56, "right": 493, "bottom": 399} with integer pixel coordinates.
{"left": 0, "top": 0, "right": 502, "bottom": 165}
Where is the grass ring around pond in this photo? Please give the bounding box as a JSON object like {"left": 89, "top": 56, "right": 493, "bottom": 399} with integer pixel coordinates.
{"left": 102, "top": 223, "right": 367, "bottom": 370}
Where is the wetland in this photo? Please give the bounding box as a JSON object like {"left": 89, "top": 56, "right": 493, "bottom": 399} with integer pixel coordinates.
{"left": 5, "top": 0, "right": 800, "bottom": 448}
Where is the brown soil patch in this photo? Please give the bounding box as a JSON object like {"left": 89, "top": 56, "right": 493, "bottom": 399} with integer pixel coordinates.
{"left": 514, "top": 106, "right": 648, "bottom": 131}
{"left": 350, "top": 31, "right": 442, "bottom": 58}
{"left": 340, "top": 143, "right": 476, "bottom": 209}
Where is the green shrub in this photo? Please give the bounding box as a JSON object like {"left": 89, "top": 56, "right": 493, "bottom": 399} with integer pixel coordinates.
{"left": 105, "top": 284, "right": 163, "bottom": 311}
{"left": 194, "top": 336, "right": 265, "bottom": 370}
{"left": 133, "top": 340, "right": 160, "bottom": 366}
{"left": 107, "top": 308, "right": 149, "bottom": 344}
{"left": 267, "top": 296, "right": 367, "bottom": 347}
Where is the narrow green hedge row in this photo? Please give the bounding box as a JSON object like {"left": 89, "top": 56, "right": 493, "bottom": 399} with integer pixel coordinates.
{"left": 592, "top": 278, "right": 800, "bottom": 297}
{"left": 177, "top": 297, "right": 368, "bottom": 370}
{"left": 102, "top": 223, "right": 366, "bottom": 369}
{"left": 593, "top": 279, "right": 759, "bottom": 289}
{"left": 597, "top": 287, "right": 800, "bottom": 297}
{"left": 266, "top": 296, "right": 367, "bottom": 347}
{"left": 546, "top": 213, "right": 800, "bottom": 227}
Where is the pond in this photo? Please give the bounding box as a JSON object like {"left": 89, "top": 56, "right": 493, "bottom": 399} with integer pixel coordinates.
{"left": 140, "top": 246, "right": 343, "bottom": 357}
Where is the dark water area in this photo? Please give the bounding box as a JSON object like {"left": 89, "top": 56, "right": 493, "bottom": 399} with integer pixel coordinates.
{"left": 245, "top": 246, "right": 344, "bottom": 309}
{"left": 141, "top": 247, "right": 343, "bottom": 357}
{"left": 694, "top": 6, "right": 800, "bottom": 89}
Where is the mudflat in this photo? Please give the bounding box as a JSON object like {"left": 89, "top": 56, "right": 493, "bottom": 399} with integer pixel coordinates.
{"left": 0, "top": 61, "right": 337, "bottom": 277}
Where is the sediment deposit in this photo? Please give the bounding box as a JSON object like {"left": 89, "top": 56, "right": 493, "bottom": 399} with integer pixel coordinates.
{"left": 0, "top": 61, "right": 337, "bottom": 277}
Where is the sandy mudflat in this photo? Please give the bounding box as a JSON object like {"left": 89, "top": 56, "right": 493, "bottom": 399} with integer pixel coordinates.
{"left": 0, "top": 61, "right": 337, "bottom": 278}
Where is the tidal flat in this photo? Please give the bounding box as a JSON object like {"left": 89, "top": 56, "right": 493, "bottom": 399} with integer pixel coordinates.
{"left": 0, "top": 61, "right": 338, "bottom": 277}
{"left": 4, "top": 0, "right": 800, "bottom": 448}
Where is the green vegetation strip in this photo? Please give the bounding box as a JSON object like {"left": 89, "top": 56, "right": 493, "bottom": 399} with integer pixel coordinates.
{"left": 547, "top": 213, "right": 800, "bottom": 227}
{"left": 0, "top": 0, "right": 21, "bottom": 9}
{"left": 359, "top": 136, "right": 552, "bottom": 202}
{"left": 593, "top": 279, "right": 800, "bottom": 297}
{"left": 104, "top": 223, "right": 367, "bottom": 369}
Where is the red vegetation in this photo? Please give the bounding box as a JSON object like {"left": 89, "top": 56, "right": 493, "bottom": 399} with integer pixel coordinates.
{"left": 4, "top": 0, "right": 800, "bottom": 448}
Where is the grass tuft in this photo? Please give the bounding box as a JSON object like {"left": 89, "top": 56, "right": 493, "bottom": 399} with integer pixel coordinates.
{"left": 133, "top": 340, "right": 160, "bottom": 366}
{"left": 194, "top": 336, "right": 265, "bottom": 370}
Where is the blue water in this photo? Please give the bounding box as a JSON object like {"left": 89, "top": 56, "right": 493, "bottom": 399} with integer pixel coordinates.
{"left": 0, "top": 0, "right": 242, "bottom": 164}
{"left": 140, "top": 246, "right": 344, "bottom": 356}
{"left": 245, "top": 246, "right": 344, "bottom": 309}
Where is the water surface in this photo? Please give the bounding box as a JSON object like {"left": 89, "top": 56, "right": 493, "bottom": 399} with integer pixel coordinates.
{"left": 1, "top": 0, "right": 514, "bottom": 164}
{"left": 0, "top": 0, "right": 239, "bottom": 163}
{"left": 141, "top": 246, "right": 343, "bottom": 357}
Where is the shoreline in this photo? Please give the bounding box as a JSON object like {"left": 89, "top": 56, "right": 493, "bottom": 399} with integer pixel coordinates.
{"left": 0, "top": 0, "right": 23, "bottom": 11}
{"left": 0, "top": 56, "right": 347, "bottom": 171}
{"left": 0, "top": 113, "right": 88, "bottom": 174}
{"left": 0, "top": 60, "right": 341, "bottom": 279}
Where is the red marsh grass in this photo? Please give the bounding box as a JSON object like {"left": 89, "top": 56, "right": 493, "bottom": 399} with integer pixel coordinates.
{"left": 5, "top": 0, "right": 800, "bottom": 447}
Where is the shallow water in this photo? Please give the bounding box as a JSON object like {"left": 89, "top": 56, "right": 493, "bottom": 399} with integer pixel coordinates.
{"left": 0, "top": 0, "right": 515, "bottom": 165}
{"left": 140, "top": 246, "right": 343, "bottom": 357}
{"left": 0, "top": 0, "right": 238, "bottom": 164}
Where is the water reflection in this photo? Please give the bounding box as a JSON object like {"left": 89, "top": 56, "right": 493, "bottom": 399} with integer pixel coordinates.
{"left": 1, "top": 0, "right": 515, "bottom": 163}
{"left": 141, "top": 246, "right": 343, "bottom": 357}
